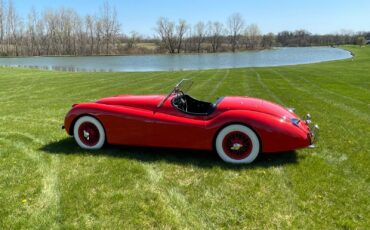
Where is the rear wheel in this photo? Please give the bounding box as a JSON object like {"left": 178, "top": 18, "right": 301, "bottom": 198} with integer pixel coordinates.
{"left": 215, "top": 124, "right": 260, "bottom": 164}
{"left": 73, "top": 116, "right": 105, "bottom": 150}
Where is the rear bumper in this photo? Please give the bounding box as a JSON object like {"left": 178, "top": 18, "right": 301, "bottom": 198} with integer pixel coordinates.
{"left": 304, "top": 114, "right": 319, "bottom": 148}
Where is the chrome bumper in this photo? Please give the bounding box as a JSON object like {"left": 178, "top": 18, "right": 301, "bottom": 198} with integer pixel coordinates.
{"left": 305, "top": 114, "right": 319, "bottom": 148}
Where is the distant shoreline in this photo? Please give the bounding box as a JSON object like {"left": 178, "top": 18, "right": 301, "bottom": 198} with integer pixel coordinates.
{"left": 0, "top": 45, "right": 348, "bottom": 59}
{"left": 0, "top": 47, "right": 272, "bottom": 58}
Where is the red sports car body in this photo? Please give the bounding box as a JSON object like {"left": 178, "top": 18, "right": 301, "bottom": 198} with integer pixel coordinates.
{"left": 63, "top": 79, "right": 319, "bottom": 164}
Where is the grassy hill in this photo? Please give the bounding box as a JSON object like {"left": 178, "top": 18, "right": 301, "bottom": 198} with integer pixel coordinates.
{"left": 0, "top": 45, "right": 369, "bottom": 229}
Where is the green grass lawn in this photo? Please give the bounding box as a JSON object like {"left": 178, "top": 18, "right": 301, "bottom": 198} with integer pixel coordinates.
{"left": 0, "top": 45, "right": 369, "bottom": 229}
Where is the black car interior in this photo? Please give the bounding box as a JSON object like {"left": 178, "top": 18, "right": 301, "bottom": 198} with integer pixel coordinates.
{"left": 172, "top": 93, "right": 223, "bottom": 115}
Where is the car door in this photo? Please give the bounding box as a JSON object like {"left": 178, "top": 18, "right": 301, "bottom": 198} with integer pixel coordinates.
{"left": 151, "top": 100, "right": 210, "bottom": 150}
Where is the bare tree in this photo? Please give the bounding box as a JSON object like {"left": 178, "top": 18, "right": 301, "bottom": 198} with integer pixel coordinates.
{"left": 43, "top": 9, "right": 58, "bottom": 55}
{"left": 208, "top": 21, "right": 224, "bottom": 52}
{"left": 95, "top": 18, "right": 103, "bottom": 55}
{"left": 227, "top": 13, "right": 244, "bottom": 52}
{"left": 35, "top": 16, "right": 44, "bottom": 56}
{"left": 127, "top": 31, "right": 140, "bottom": 49}
{"left": 155, "top": 18, "right": 188, "bottom": 53}
{"left": 244, "top": 24, "right": 262, "bottom": 49}
{"left": 70, "top": 10, "right": 83, "bottom": 55}
{"left": 194, "top": 21, "right": 206, "bottom": 53}
{"left": 100, "top": 1, "right": 120, "bottom": 55}
{"left": 17, "top": 19, "right": 25, "bottom": 55}
{"left": 0, "top": 0, "right": 4, "bottom": 49}
{"left": 183, "top": 26, "right": 193, "bottom": 52}
{"left": 156, "top": 17, "right": 176, "bottom": 53}
{"left": 56, "top": 10, "right": 66, "bottom": 53}
{"left": 7, "top": 0, "right": 20, "bottom": 56}
{"left": 26, "top": 7, "right": 38, "bottom": 55}
{"left": 176, "top": 19, "right": 187, "bottom": 53}
{"left": 85, "top": 14, "right": 95, "bottom": 55}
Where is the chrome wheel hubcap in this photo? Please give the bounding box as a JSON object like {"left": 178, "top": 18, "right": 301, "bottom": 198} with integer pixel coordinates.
{"left": 230, "top": 143, "right": 243, "bottom": 151}
{"left": 83, "top": 130, "right": 90, "bottom": 140}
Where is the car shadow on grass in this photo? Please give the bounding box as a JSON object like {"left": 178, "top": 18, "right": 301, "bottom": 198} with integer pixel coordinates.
{"left": 40, "top": 138, "right": 300, "bottom": 169}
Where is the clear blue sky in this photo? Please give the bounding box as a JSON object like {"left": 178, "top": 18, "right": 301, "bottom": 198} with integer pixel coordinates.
{"left": 12, "top": 0, "right": 370, "bottom": 36}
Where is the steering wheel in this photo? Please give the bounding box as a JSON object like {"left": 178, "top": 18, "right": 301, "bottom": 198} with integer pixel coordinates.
{"left": 177, "top": 91, "right": 188, "bottom": 112}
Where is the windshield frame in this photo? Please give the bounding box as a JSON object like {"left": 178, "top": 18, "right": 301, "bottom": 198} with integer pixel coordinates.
{"left": 157, "top": 79, "right": 193, "bottom": 108}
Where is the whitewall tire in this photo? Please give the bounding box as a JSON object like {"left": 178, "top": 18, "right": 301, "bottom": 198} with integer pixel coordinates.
{"left": 215, "top": 124, "right": 260, "bottom": 164}
{"left": 73, "top": 116, "right": 105, "bottom": 150}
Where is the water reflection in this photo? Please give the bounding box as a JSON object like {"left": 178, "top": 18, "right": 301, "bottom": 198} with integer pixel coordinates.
{"left": 0, "top": 47, "right": 352, "bottom": 72}
{"left": 3, "top": 64, "right": 114, "bottom": 72}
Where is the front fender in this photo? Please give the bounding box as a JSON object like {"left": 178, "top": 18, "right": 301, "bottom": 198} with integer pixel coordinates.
{"left": 64, "top": 103, "right": 103, "bottom": 135}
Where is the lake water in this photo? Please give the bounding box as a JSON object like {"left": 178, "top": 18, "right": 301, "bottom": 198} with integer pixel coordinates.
{"left": 0, "top": 47, "right": 352, "bottom": 72}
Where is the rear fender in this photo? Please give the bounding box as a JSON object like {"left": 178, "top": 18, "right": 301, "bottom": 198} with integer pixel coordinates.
{"left": 206, "top": 110, "right": 310, "bottom": 152}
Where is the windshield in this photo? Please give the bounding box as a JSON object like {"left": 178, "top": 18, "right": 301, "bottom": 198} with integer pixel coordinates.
{"left": 157, "top": 79, "right": 193, "bottom": 108}
{"left": 177, "top": 79, "right": 193, "bottom": 93}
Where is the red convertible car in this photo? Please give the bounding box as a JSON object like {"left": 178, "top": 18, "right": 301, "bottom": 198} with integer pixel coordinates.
{"left": 63, "top": 79, "right": 319, "bottom": 164}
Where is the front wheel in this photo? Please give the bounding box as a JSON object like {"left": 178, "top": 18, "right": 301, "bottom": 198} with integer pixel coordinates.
{"left": 215, "top": 124, "right": 260, "bottom": 164}
{"left": 73, "top": 116, "right": 105, "bottom": 150}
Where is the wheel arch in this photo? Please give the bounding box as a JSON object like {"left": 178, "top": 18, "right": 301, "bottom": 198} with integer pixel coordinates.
{"left": 69, "top": 113, "right": 106, "bottom": 137}
{"left": 212, "top": 122, "right": 263, "bottom": 153}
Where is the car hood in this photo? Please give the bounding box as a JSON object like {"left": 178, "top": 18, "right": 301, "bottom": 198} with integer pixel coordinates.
{"left": 96, "top": 95, "right": 164, "bottom": 110}
{"left": 218, "top": 96, "right": 296, "bottom": 119}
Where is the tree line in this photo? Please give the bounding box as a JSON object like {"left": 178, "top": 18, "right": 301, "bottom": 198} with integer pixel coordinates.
{"left": 154, "top": 13, "right": 275, "bottom": 54}
{"left": 0, "top": 1, "right": 369, "bottom": 57}
{"left": 154, "top": 13, "right": 369, "bottom": 54}
{"left": 0, "top": 0, "right": 120, "bottom": 56}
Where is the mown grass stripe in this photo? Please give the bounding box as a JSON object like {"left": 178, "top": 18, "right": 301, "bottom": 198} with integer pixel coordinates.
{"left": 282, "top": 67, "right": 370, "bottom": 105}
{"left": 205, "top": 69, "right": 230, "bottom": 101}
{"left": 251, "top": 68, "right": 285, "bottom": 105}
{"left": 267, "top": 68, "right": 370, "bottom": 123}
